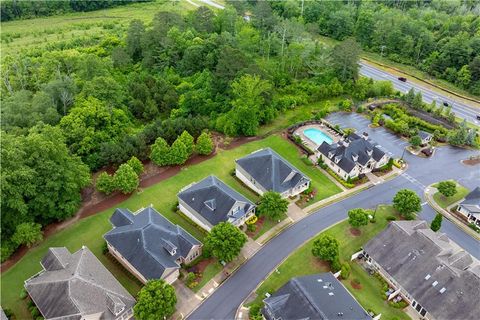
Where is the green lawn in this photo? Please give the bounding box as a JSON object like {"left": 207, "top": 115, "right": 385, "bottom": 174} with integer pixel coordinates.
{"left": 192, "top": 261, "right": 223, "bottom": 293}
{"left": 433, "top": 183, "right": 469, "bottom": 209}
{"left": 1, "top": 134, "right": 340, "bottom": 318}
{"left": 248, "top": 205, "right": 410, "bottom": 320}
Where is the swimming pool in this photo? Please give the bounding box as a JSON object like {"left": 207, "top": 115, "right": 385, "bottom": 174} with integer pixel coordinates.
{"left": 303, "top": 128, "right": 333, "bottom": 145}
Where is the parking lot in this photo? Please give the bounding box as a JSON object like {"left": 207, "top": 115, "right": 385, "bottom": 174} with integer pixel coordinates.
{"left": 325, "top": 112, "right": 410, "bottom": 159}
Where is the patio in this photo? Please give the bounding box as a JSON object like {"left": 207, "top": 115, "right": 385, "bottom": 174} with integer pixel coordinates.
{"left": 293, "top": 122, "right": 342, "bottom": 151}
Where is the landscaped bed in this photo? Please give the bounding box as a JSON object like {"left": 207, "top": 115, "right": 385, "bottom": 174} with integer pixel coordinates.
{"left": 1, "top": 134, "right": 341, "bottom": 318}
{"left": 247, "top": 205, "right": 409, "bottom": 320}
{"left": 432, "top": 182, "right": 469, "bottom": 209}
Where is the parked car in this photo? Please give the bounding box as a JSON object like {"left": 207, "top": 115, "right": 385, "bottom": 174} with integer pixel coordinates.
{"left": 443, "top": 101, "right": 449, "bottom": 107}
{"left": 476, "top": 115, "right": 480, "bottom": 120}
{"left": 398, "top": 77, "right": 407, "bottom": 82}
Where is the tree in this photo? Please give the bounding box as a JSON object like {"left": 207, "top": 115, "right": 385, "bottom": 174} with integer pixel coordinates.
{"left": 126, "top": 19, "right": 145, "bottom": 62}
{"left": 257, "top": 191, "right": 289, "bottom": 221}
{"left": 430, "top": 213, "right": 443, "bottom": 232}
{"left": 347, "top": 208, "right": 369, "bottom": 228}
{"left": 114, "top": 163, "right": 139, "bottom": 194}
{"left": 1, "top": 126, "right": 90, "bottom": 241}
{"left": 410, "top": 135, "right": 422, "bottom": 148}
{"left": 204, "top": 222, "right": 247, "bottom": 263}
{"left": 127, "top": 156, "right": 144, "bottom": 175}
{"left": 331, "top": 38, "right": 361, "bottom": 82}
{"left": 178, "top": 130, "right": 194, "bottom": 156}
{"left": 195, "top": 131, "right": 214, "bottom": 155}
{"left": 11, "top": 222, "right": 43, "bottom": 248}
{"left": 134, "top": 280, "right": 176, "bottom": 320}
{"left": 393, "top": 189, "right": 421, "bottom": 220}
{"left": 150, "top": 137, "right": 170, "bottom": 166}
{"left": 168, "top": 138, "right": 189, "bottom": 165}
{"left": 437, "top": 181, "right": 457, "bottom": 198}
{"left": 96, "top": 172, "right": 115, "bottom": 194}
{"left": 311, "top": 234, "right": 339, "bottom": 262}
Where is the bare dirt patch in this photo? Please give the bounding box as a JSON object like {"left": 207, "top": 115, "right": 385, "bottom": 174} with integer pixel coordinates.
{"left": 310, "top": 256, "right": 331, "bottom": 271}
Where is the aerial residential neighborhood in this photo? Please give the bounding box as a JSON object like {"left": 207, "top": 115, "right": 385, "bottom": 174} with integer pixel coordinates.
{"left": 1, "top": 1, "right": 480, "bottom": 320}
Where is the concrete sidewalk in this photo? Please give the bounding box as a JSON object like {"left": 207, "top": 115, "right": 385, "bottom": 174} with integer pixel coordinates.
{"left": 424, "top": 186, "right": 479, "bottom": 240}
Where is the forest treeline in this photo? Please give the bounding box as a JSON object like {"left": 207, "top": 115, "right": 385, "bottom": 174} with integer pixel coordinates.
{"left": 0, "top": 0, "right": 152, "bottom": 22}
{"left": 258, "top": 0, "right": 480, "bottom": 95}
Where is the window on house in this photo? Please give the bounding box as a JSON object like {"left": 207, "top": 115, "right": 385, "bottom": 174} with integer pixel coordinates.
{"left": 420, "top": 309, "right": 427, "bottom": 316}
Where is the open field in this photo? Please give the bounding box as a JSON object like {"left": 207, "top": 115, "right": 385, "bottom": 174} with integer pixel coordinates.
{"left": 0, "top": 0, "right": 206, "bottom": 56}
{"left": 0, "top": 134, "right": 341, "bottom": 318}
{"left": 248, "top": 205, "right": 410, "bottom": 320}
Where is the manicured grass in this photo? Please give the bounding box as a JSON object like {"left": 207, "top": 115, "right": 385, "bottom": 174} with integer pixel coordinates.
{"left": 257, "top": 100, "right": 341, "bottom": 136}
{"left": 248, "top": 205, "right": 409, "bottom": 320}
{"left": 433, "top": 183, "right": 469, "bottom": 209}
{"left": 252, "top": 214, "right": 287, "bottom": 240}
{"left": 1, "top": 134, "right": 340, "bottom": 318}
{"left": 193, "top": 261, "right": 223, "bottom": 293}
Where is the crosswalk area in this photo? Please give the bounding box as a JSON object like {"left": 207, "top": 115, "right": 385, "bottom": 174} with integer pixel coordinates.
{"left": 401, "top": 172, "right": 426, "bottom": 190}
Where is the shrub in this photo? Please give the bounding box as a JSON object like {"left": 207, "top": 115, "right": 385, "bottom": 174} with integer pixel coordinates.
{"left": 96, "top": 171, "right": 115, "bottom": 194}
{"left": 325, "top": 167, "right": 355, "bottom": 188}
{"left": 20, "top": 288, "right": 28, "bottom": 299}
{"left": 246, "top": 215, "right": 258, "bottom": 225}
{"left": 249, "top": 303, "right": 263, "bottom": 320}
{"left": 102, "top": 241, "right": 109, "bottom": 254}
{"left": 340, "top": 263, "right": 351, "bottom": 279}
{"left": 468, "top": 223, "right": 480, "bottom": 233}
{"left": 127, "top": 156, "right": 144, "bottom": 175}
{"left": 247, "top": 223, "right": 257, "bottom": 232}
{"left": 186, "top": 272, "right": 197, "bottom": 288}
{"left": 386, "top": 215, "right": 397, "bottom": 221}
{"left": 113, "top": 163, "right": 139, "bottom": 194}
{"left": 1, "top": 241, "right": 17, "bottom": 263}
{"left": 331, "top": 257, "right": 342, "bottom": 272}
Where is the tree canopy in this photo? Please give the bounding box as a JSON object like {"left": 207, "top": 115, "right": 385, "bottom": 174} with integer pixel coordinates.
{"left": 134, "top": 280, "right": 176, "bottom": 320}
{"left": 393, "top": 189, "right": 421, "bottom": 220}
{"left": 311, "top": 234, "right": 339, "bottom": 262}
{"left": 347, "top": 208, "right": 369, "bottom": 228}
{"left": 437, "top": 181, "right": 457, "bottom": 198}
{"left": 204, "top": 222, "right": 247, "bottom": 263}
{"left": 257, "top": 191, "right": 289, "bottom": 221}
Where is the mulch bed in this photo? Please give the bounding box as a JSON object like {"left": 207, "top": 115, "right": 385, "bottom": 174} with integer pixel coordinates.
{"left": 462, "top": 158, "right": 480, "bottom": 166}
{"left": 310, "top": 256, "right": 331, "bottom": 270}
{"left": 349, "top": 228, "right": 362, "bottom": 236}
{"left": 246, "top": 216, "right": 266, "bottom": 238}
{"left": 351, "top": 279, "right": 362, "bottom": 290}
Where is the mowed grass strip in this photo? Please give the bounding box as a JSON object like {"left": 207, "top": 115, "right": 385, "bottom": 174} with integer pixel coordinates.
{"left": 1, "top": 134, "right": 340, "bottom": 318}
{"left": 249, "top": 206, "right": 410, "bottom": 320}
{"left": 432, "top": 183, "right": 469, "bottom": 209}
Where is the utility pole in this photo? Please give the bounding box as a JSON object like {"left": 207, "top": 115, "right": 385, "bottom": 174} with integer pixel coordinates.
{"left": 301, "top": 0, "right": 305, "bottom": 17}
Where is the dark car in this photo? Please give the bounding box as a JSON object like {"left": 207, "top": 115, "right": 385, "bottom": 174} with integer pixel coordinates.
{"left": 443, "top": 101, "right": 449, "bottom": 107}
{"left": 476, "top": 115, "right": 480, "bottom": 120}
{"left": 398, "top": 77, "right": 407, "bottom": 82}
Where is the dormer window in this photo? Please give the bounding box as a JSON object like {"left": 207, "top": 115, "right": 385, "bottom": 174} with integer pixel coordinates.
{"left": 351, "top": 153, "right": 358, "bottom": 162}
{"left": 334, "top": 156, "right": 342, "bottom": 164}
{"left": 328, "top": 151, "right": 334, "bottom": 159}
{"left": 366, "top": 149, "right": 373, "bottom": 156}
{"left": 163, "top": 240, "right": 177, "bottom": 256}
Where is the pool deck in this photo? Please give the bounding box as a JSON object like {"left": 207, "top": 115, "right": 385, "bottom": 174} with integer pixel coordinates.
{"left": 293, "top": 123, "right": 342, "bottom": 152}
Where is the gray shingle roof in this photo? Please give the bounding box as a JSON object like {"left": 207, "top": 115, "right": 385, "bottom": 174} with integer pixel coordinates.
{"left": 178, "top": 175, "right": 255, "bottom": 226}
{"left": 104, "top": 207, "right": 201, "bottom": 280}
{"left": 262, "top": 273, "right": 371, "bottom": 320}
{"left": 364, "top": 221, "right": 480, "bottom": 320}
{"left": 236, "top": 148, "right": 310, "bottom": 194}
{"left": 418, "top": 130, "right": 432, "bottom": 140}
{"left": 24, "top": 246, "right": 135, "bottom": 320}
{"left": 459, "top": 187, "right": 480, "bottom": 214}
{"left": 318, "top": 133, "right": 386, "bottom": 173}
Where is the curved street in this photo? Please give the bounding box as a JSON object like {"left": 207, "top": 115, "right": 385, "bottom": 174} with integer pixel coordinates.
{"left": 189, "top": 118, "right": 480, "bottom": 320}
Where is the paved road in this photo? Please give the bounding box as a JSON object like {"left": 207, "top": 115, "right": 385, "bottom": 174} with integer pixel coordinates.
{"left": 359, "top": 62, "right": 480, "bottom": 125}
{"left": 189, "top": 113, "right": 480, "bottom": 320}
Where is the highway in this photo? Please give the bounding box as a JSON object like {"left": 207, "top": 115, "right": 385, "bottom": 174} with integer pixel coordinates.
{"left": 188, "top": 113, "right": 480, "bottom": 319}
{"left": 359, "top": 62, "right": 480, "bottom": 125}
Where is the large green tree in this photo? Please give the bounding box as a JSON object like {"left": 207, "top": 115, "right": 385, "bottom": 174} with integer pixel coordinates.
{"left": 178, "top": 130, "right": 194, "bottom": 156}
{"left": 257, "top": 191, "right": 289, "bottom": 221}
{"left": 204, "top": 222, "right": 247, "bottom": 263}
{"left": 11, "top": 222, "right": 43, "bottom": 248}
{"left": 168, "top": 138, "right": 189, "bottom": 165}
{"left": 331, "top": 38, "right": 361, "bottom": 82}
{"left": 437, "top": 181, "right": 457, "bottom": 198}
{"left": 59, "top": 97, "right": 131, "bottom": 169}
{"left": 1, "top": 126, "right": 90, "bottom": 242}
{"left": 393, "top": 189, "right": 421, "bottom": 220}
{"left": 347, "top": 208, "right": 369, "bottom": 228}
{"left": 312, "top": 234, "right": 339, "bottom": 262}
{"left": 134, "top": 280, "right": 176, "bottom": 320}
{"left": 150, "top": 137, "right": 171, "bottom": 166}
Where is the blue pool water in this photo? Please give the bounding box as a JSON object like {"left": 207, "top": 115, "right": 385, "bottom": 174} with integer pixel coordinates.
{"left": 303, "top": 128, "right": 333, "bottom": 145}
